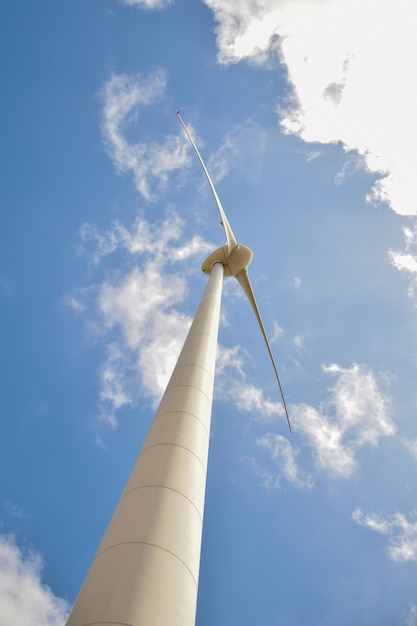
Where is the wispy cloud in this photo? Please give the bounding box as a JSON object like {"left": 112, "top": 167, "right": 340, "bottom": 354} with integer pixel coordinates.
{"left": 98, "top": 342, "right": 132, "bottom": 428}
{"left": 353, "top": 508, "right": 417, "bottom": 562}
{"left": 256, "top": 434, "right": 312, "bottom": 489}
{"left": 120, "top": 0, "right": 171, "bottom": 8}
{"left": 3, "top": 501, "right": 26, "bottom": 520}
{"left": 79, "top": 213, "right": 212, "bottom": 268}
{"left": 204, "top": 0, "right": 417, "bottom": 216}
{"left": 292, "top": 334, "right": 304, "bottom": 351}
{"left": 101, "top": 70, "right": 189, "bottom": 200}
{"left": 0, "top": 532, "right": 69, "bottom": 626}
{"left": 215, "top": 344, "right": 246, "bottom": 379}
{"left": 295, "top": 363, "right": 394, "bottom": 477}
{"left": 214, "top": 343, "right": 285, "bottom": 422}
{"left": 207, "top": 119, "right": 266, "bottom": 185}
{"left": 403, "top": 604, "right": 417, "bottom": 626}
{"left": 233, "top": 382, "right": 284, "bottom": 419}
{"left": 270, "top": 321, "right": 284, "bottom": 342}
{"left": 401, "top": 437, "right": 417, "bottom": 462}
{"left": 249, "top": 362, "right": 394, "bottom": 487}
{"left": 389, "top": 222, "right": 417, "bottom": 301}
{"left": 71, "top": 213, "right": 214, "bottom": 428}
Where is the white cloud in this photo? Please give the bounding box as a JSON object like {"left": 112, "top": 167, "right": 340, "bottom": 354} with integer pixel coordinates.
{"left": 217, "top": 345, "right": 280, "bottom": 411}
{"left": 352, "top": 508, "right": 417, "bottom": 562}
{"left": 390, "top": 253, "right": 417, "bottom": 274}
{"left": 98, "top": 343, "right": 132, "bottom": 428}
{"left": 250, "top": 362, "right": 394, "bottom": 487}
{"left": 389, "top": 222, "right": 417, "bottom": 301}
{"left": 271, "top": 321, "right": 284, "bottom": 342}
{"left": 137, "top": 305, "right": 191, "bottom": 400}
{"left": 80, "top": 213, "right": 214, "bottom": 267}
{"left": 404, "top": 604, "right": 417, "bottom": 626}
{"left": 294, "top": 363, "right": 394, "bottom": 477}
{"left": 292, "top": 334, "right": 304, "bottom": 350}
{"left": 74, "top": 213, "right": 215, "bottom": 427}
{"left": 207, "top": 120, "right": 267, "bottom": 184}
{"left": 203, "top": 0, "right": 282, "bottom": 66}
{"left": 294, "top": 403, "right": 356, "bottom": 478}
{"left": 402, "top": 437, "right": 417, "bottom": 461}
{"left": 204, "top": 0, "right": 417, "bottom": 216}
{"left": 0, "top": 532, "right": 69, "bottom": 626}
{"left": 323, "top": 363, "right": 394, "bottom": 446}
{"left": 305, "top": 149, "right": 321, "bottom": 163}
{"left": 215, "top": 344, "right": 245, "bottom": 378}
{"left": 233, "top": 382, "right": 284, "bottom": 419}
{"left": 214, "top": 342, "right": 296, "bottom": 457}
{"left": 214, "top": 343, "right": 286, "bottom": 421}
{"left": 257, "top": 433, "right": 312, "bottom": 488}
{"left": 334, "top": 152, "right": 366, "bottom": 186}
{"left": 97, "top": 255, "right": 191, "bottom": 413}
{"left": 3, "top": 501, "right": 26, "bottom": 520}
{"left": 63, "top": 295, "right": 86, "bottom": 313}
{"left": 101, "top": 71, "right": 189, "bottom": 201}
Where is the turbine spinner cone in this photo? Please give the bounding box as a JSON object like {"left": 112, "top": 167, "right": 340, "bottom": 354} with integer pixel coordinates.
{"left": 202, "top": 244, "right": 253, "bottom": 277}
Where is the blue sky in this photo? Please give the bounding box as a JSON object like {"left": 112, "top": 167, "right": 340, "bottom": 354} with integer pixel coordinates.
{"left": 1, "top": 0, "right": 417, "bottom": 624}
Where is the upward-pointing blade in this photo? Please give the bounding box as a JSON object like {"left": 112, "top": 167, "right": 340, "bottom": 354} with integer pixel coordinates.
{"left": 236, "top": 270, "right": 292, "bottom": 433}
{"left": 177, "top": 111, "right": 237, "bottom": 255}
{"left": 178, "top": 111, "right": 291, "bottom": 432}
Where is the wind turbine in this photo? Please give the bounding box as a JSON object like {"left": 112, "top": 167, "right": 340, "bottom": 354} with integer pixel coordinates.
{"left": 65, "top": 113, "right": 290, "bottom": 626}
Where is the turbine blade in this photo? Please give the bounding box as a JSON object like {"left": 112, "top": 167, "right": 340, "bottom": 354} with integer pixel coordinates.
{"left": 177, "top": 111, "right": 237, "bottom": 254}
{"left": 235, "top": 270, "right": 292, "bottom": 432}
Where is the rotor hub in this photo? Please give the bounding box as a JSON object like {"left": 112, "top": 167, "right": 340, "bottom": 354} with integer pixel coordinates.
{"left": 202, "top": 243, "right": 253, "bottom": 277}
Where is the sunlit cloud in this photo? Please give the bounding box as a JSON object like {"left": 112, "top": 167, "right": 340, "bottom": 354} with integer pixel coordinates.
{"left": 101, "top": 70, "right": 189, "bottom": 200}
{"left": 251, "top": 362, "right": 394, "bottom": 486}
{"left": 0, "top": 532, "right": 69, "bottom": 626}
{"left": 95, "top": 238, "right": 191, "bottom": 407}
{"left": 214, "top": 342, "right": 294, "bottom": 487}
{"left": 214, "top": 343, "right": 284, "bottom": 421}
{"left": 70, "top": 213, "right": 215, "bottom": 427}
{"left": 296, "top": 363, "right": 394, "bottom": 477}
{"left": 204, "top": 0, "right": 417, "bottom": 216}
{"left": 80, "top": 213, "right": 213, "bottom": 267}
{"left": 215, "top": 344, "right": 246, "bottom": 379}
{"left": 233, "top": 383, "right": 284, "bottom": 419}
{"left": 353, "top": 508, "right": 417, "bottom": 562}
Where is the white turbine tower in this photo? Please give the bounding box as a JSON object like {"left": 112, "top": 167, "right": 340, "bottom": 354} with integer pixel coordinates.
{"left": 65, "top": 113, "right": 290, "bottom": 626}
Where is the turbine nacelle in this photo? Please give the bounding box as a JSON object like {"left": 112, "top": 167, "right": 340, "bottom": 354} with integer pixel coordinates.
{"left": 202, "top": 243, "right": 253, "bottom": 277}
